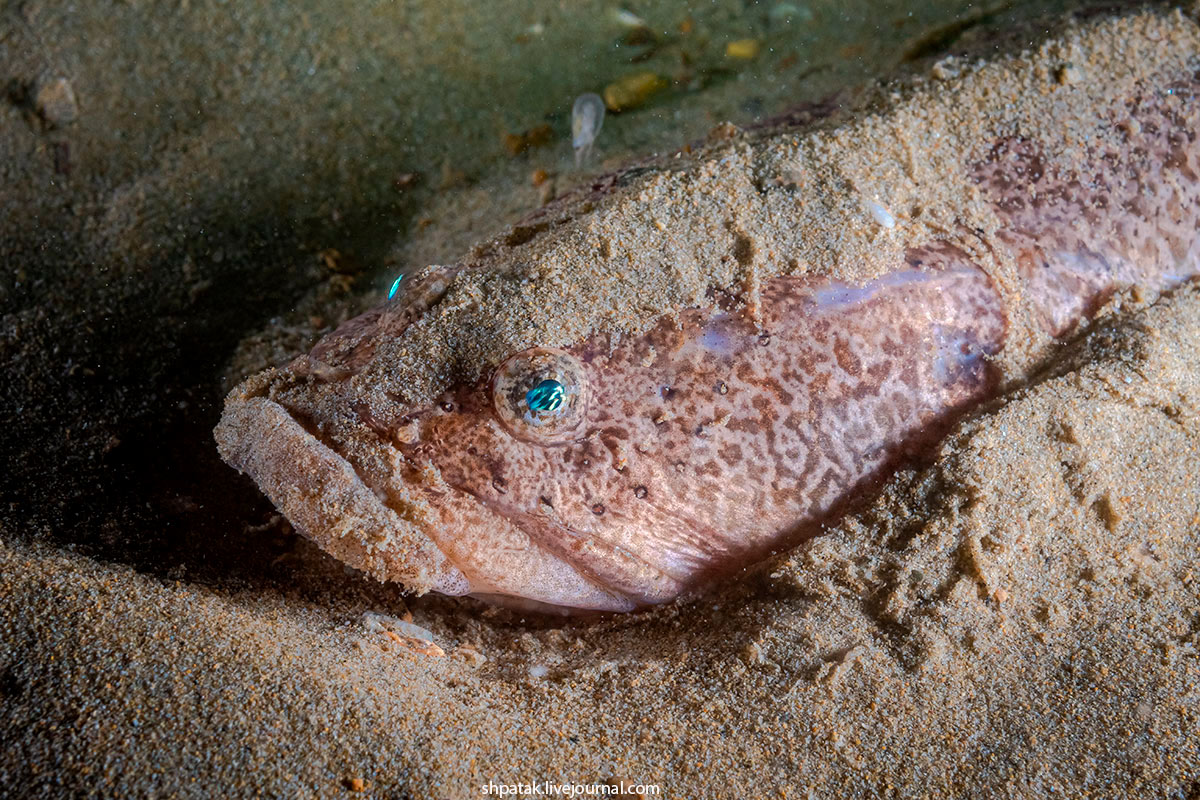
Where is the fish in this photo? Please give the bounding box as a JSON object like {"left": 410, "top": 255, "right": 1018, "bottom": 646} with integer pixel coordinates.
{"left": 216, "top": 10, "right": 1200, "bottom": 613}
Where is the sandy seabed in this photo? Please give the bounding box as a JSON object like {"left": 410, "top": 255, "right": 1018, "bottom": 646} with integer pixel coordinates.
{"left": 1, "top": 0, "right": 1198, "bottom": 797}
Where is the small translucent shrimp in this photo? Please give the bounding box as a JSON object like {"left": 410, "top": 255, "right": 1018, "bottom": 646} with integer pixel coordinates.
{"left": 571, "top": 93, "right": 606, "bottom": 167}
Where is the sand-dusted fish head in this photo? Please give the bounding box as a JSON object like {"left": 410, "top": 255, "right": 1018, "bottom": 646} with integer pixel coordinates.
{"left": 217, "top": 263, "right": 695, "bottom": 613}
{"left": 219, "top": 254, "right": 1013, "bottom": 615}
{"left": 384, "top": 325, "right": 742, "bottom": 614}
{"left": 381, "top": 260, "right": 1012, "bottom": 613}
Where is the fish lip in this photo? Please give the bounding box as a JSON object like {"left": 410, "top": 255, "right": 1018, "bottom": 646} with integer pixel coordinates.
{"left": 214, "top": 390, "right": 469, "bottom": 596}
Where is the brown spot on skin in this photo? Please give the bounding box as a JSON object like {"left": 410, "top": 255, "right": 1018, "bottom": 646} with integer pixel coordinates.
{"left": 749, "top": 390, "right": 786, "bottom": 428}
{"left": 832, "top": 336, "right": 861, "bottom": 376}
{"left": 772, "top": 486, "right": 799, "bottom": 505}
{"left": 591, "top": 503, "right": 605, "bottom": 515}
{"left": 867, "top": 359, "right": 892, "bottom": 382}
{"left": 726, "top": 417, "right": 758, "bottom": 435}
{"left": 718, "top": 443, "right": 743, "bottom": 464}
{"left": 762, "top": 379, "right": 795, "bottom": 408}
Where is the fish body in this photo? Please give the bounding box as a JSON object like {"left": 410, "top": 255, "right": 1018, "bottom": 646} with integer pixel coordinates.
{"left": 217, "top": 12, "right": 1200, "bottom": 612}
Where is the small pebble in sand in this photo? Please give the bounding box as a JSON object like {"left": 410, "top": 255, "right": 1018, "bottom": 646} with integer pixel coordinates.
{"left": 363, "top": 612, "right": 441, "bottom": 655}
{"left": 1056, "top": 63, "right": 1083, "bottom": 85}
{"left": 725, "top": 38, "right": 762, "bottom": 60}
{"left": 457, "top": 645, "right": 487, "bottom": 668}
{"left": 503, "top": 123, "right": 555, "bottom": 157}
{"left": 35, "top": 77, "right": 78, "bottom": 127}
{"left": 603, "top": 72, "right": 666, "bottom": 112}
{"left": 529, "top": 664, "right": 549, "bottom": 679}
{"left": 610, "top": 8, "right": 647, "bottom": 29}
{"left": 769, "top": 3, "right": 814, "bottom": 24}
{"left": 931, "top": 56, "right": 961, "bottom": 80}
{"left": 866, "top": 199, "right": 896, "bottom": 229}
{"left": 571, "top": 93, "right": 606, "bottom": 166}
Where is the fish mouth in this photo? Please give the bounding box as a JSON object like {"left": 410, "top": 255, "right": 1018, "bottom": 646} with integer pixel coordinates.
{"left": 216, "top": 387, "right": 638, "bottom": 613}
{"left": 214, "top": 390, "right": 469, "bottom": 596}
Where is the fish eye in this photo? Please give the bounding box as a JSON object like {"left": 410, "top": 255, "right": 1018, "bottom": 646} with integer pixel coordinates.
{"left": 492, "top": 347, "right": 588, "bottom": 445}
{"left": 526, "top": 379, "right": 566, "bottom": 412}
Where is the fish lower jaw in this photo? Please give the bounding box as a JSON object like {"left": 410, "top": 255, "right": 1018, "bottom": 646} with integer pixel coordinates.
{"left": 214, "top": 392, "right": 640, "bottom": 612}
{"left": 410, "top": 484, "right": 644, "bottom": 613}
{"left": 213, "top": 393, "right": 469, "bottom": 595}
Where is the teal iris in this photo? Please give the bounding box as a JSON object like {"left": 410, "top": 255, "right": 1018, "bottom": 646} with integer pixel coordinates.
{"left": 525, "top": 379, "right": 566, "bottom": 413}
{"left": 388, "top": 275, "right": 403, "bottom": 300}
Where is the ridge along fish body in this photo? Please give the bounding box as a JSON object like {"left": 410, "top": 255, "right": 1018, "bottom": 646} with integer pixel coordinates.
{"left": 217, "top": 14, "right": 1200, "bottom": 612}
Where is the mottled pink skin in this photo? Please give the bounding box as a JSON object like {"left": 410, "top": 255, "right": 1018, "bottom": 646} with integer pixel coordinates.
{"left": 394, "top": 254, "right": 1004, "bottom": 607}
{"left": 219, "top": 74, "right": 1200, "bottom": 612}
{"left": 979, "top": 95, "right": 1200, "bottom": 337}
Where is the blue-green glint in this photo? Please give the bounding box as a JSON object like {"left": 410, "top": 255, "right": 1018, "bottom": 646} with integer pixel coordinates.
{"left": 388, "top": 275, "right": 403, "bottom": 300}
{"left": 526, "top": 379, "right": 566, "bottom": 413}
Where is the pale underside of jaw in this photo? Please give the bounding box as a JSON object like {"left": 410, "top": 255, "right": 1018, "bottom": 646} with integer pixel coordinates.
{"left": 408, "top": 479, "right": 644, "bottom": 613}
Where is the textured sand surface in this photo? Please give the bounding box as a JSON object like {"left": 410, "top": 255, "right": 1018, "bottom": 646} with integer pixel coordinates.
{"left": 2, "top": 1, "right": 1199, "bottom": 797}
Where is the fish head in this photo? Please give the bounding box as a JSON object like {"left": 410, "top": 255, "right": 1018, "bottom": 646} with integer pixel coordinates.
{"left": 358, "top": 294, "right": 762, "bottom": 613}
{"left": 217, "top": 264, "right": 747, "bottom": 614}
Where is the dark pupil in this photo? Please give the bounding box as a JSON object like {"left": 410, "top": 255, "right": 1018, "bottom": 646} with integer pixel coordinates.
{"left": 526, "top": 379, "right": 566, "bottom": 413}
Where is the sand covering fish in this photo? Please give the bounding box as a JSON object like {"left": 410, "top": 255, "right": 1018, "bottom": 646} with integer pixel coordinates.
{"left": 216, "top": 10, "right": 1200, "bottom": 612}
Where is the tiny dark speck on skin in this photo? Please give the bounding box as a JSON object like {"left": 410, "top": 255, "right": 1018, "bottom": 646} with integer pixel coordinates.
{"left": 591, "top": 503, "right": 605, "bottom": 515}
{"left": 634, "top": 486, "right": 648, "bottom": 499}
